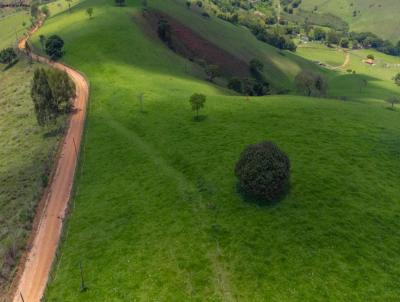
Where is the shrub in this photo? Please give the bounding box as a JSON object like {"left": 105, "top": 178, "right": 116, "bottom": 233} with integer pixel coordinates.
{"left": 394, "top": 73, "right": 400, "bottom": 86}
{"left": 0, "top": 48, "right": 17, "bottom": 65}
{"left": 157, "top": 19, "right": 172, "bottom": 46}
{"left": 235, "top": 141, "right": 290, "bottom": 202}
{"left": 227, "top": 78, "right": 242, "bottom": 93}
{"left": 45, "top": 35, "right": 64, "bottom": 60}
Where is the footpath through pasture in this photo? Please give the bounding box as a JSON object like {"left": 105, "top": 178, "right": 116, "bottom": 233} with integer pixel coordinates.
{"left": 10, "top": 21, "right": 89, "bottom": 302}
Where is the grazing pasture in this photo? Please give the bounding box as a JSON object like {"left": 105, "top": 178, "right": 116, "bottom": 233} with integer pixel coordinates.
{"left": 22, "top": 0, "right": 400, "bottom": 301}
{"left": 301, "top": 0, "right": 400, "bottom": 42}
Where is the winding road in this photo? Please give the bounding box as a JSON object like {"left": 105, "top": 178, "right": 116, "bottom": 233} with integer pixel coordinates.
{"left": 11, "top": 22, "right": 89, "bottom": 302}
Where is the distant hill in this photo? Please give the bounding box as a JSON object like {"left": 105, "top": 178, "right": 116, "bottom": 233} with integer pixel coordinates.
{"left": 301, "top": 0, "right": 400, "bottom": 42}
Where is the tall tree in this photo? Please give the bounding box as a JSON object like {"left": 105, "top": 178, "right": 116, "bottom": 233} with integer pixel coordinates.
{"left": 31, "top": 68, "right": 75, "bottom": 126}
{"left": 47, "top": 69, "right": 76, "bottom": 113}
{"left": 31, "top": 68, "right": 56, "bottom": 126}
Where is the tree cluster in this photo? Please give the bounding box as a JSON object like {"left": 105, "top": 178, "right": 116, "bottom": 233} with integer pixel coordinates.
{"left": 251, "top": 25, "right": 297, "bottom": 51}
{"left": 31, "top": 68, "right": 75, "bottom": 126}
{"left": 295, "top": 70, "right": 328, "bottom": 97}
{"left": 227, "top": 59, "right": 270, "bottom": 96}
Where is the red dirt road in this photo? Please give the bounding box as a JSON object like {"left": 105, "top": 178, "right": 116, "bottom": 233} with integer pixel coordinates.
{"left": 11, "top": 26, "right": 89, "bottom": 302}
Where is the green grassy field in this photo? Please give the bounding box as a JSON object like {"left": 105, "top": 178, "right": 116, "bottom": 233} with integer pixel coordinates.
{"left": 297, "top": 42, "right": 400, "bottom": 101}
{"left": 147, "top": 0, "right": 322, "bottom": 91}
{"left": 301, "top": 0, "right": 400, "bottom": 42}
{"left": 22, "top": 0, "right": 400, "bottom": 300}
{"left": 0, "top": 59, "right": 65, "bottom": 297}
{"left": 0, "top": 8, "right": 30, "bottom": 49}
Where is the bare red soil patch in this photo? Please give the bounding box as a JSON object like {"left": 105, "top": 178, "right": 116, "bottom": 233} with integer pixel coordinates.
{"left": 143, "top": 10, "right": 249, "bottom": 78}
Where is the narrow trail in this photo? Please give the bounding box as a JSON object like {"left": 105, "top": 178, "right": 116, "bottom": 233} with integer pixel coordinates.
{"left": 10, "top": 21, "right": 89, "bottom": 302}
{"left": 333, "top": 50, "right": 350, "bottom": 70}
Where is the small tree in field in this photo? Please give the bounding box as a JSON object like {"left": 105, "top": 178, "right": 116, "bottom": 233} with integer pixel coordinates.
{"left": 189, "top": 93, "right": 206, "bottom": 120}
{"left": 186, "top": 1, "right": 191, "bottom": 9}
{"left": 394, "top": 73, "right": 400, "bottom": 86}
{"left": 86, "top": 7, "right": 93, "bottom": 19}
{"left": 385, "top": 96, "right": 400, "bottom": 109}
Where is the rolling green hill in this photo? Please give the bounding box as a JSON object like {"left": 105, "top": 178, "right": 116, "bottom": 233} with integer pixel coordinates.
{"left": 301, "top": 0, "right": 400, "bottom": 42}
{"left": 20, "top": 0, "right": 400, "bottom": 301}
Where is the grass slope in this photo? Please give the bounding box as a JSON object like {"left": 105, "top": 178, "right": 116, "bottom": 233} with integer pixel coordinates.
{"left": 149, "top": 0, "right": 321, "bottom": 91}
{"left": 297, "top": 43, "right": 400, "bottom": 101}
{"left": 24, "top": 0, "right": 400, "bottom": 300}
{"left": 0, "top": 59, "right": 65, "bottom": 297}
{"left": 301, "top": 0, "right": 400, "bottom": 42}
{"left": 0, "top": 8, "right": 30, "bottom": 49}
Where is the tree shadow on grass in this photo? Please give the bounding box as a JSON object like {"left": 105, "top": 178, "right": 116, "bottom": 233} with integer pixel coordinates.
{"left": 43, "top": 126, "right": 65, "bottom": 138}
{"left": 192, "top": 115, "right": 207, "bottom": 122}
{"left": 235, "top": 182, "right": 290, "bottom": 208}
{"left": 2, "top": 59, "right": 19, "bottom": 72}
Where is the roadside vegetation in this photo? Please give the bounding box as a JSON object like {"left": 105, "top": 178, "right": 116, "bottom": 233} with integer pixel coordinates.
{"left": 0, "top": 59, "right": 66, "bottom": 298}
{"left": 0, "top": 0, "right": 75, "bottom": 298}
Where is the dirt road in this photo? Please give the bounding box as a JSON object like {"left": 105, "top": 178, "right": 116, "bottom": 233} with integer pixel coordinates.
{"left": 11, "top": 24, "right": 89, "bottom": 302}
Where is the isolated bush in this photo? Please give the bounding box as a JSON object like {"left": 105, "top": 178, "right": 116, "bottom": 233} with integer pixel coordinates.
{"left": 235, "top": 141, "right": 290, "bottom": 202}
{"left": 45, "top": 35, "right": 64, "bottom": 60}
{"left": 367, "top": 54, "right": 375, "bottom": 60}
{"left": 0, "top": 48, "right": 17, "bottom": 65}
{"left": 394, "top": 73, "right": 400, "bottom": 85}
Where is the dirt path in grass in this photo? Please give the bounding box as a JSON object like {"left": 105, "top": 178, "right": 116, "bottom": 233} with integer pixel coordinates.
{"left": 333, "top": 50, "right": 350, "bottom": 70}
{"left": 10, "top": 21, "right": 89, "bottom": 302}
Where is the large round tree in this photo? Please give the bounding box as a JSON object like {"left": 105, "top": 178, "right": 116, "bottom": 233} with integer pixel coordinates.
{"left": 235, "top": 141, "right": 290, "bottom": 202}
